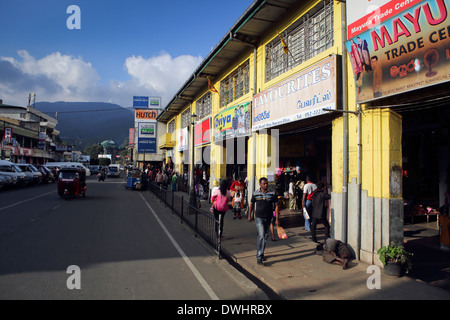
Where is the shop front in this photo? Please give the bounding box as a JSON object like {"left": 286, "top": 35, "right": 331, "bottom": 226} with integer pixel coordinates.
{"left": 344, "top": 0, "right": 450, "bottom": 262}
{"left": 194, "top": 117, "right": 212, "bottom": 198}
{"left": 251, "top": 55, "right": 340, "bottom": 201}
{"left": 213, "top": 101, "right": 252, "bottom": 185}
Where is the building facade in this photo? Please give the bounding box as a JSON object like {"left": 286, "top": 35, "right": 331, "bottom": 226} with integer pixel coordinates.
{"left": 0, "top": 102, "right": 64, "bottom": 163}
{"left": 157, "top": 0, "right": 450, "bottom": 264}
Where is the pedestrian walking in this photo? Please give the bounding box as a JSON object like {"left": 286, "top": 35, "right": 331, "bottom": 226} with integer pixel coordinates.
{"left": 211, "top": 179, "right": 231, "bottom": 238}
{"left": 311, "top": 182, "right": 331, "bottom": 243}
{"left": 171, "top": 172, "right": 178, "bottom": 191}
{"left": 248, "top": 177, "right": 279, "bottom": 265}
{"left": 232, "top": 189, "right": 243, "bottom": 219}
{"left": 302, "top": 175, "right": 317, "bottom": 231}
{"left": 155, "top": 170, "right": 164, "bottom": 187}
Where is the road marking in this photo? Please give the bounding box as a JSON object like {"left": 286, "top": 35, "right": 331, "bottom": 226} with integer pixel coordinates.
{"left": 0, "top": 191, "right": 55, "bottom": 212}
{"left": 139, "top": 193, "right": 219, "bottom": 300}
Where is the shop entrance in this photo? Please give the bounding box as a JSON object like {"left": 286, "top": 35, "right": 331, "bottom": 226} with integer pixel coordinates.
{"left": 225, "top": 137, "right": 248, "bottom": 183}
{"left": 277, "top": 124, "right": 332, "bottom": 192}
{"left": 400, "top": 102, "right": 450, "bottom": 224}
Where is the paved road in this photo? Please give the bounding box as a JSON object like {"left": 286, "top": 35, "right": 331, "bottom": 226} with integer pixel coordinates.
{"left": 0, "top": 176, "right": 267, "bottom": 300}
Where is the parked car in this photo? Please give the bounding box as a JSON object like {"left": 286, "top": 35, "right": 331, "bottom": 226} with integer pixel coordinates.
{"left": 0, "top": 160, "right": 28, "bottom": 186}
{"left": 89, "top": 165, "right": 100, "bottom": 174}
{"left": 15, "top": 164, "right": 42, "bottom": 185}
{"left": 1, "top": 173, "right": 15, "bottom": 188}
{"left": 36, "top": 165, "right": 56, "bottom": 183}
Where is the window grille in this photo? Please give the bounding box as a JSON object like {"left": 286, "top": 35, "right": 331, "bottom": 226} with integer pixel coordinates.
{"left": 196, "top": 92, "right": 212, "bottom": 120}
{"left": 265, "top": 0, "right": 334, "bottom": 82}
{"left": 181, "top": 108, "right": 191, "bottom": 128}
{"left": 220, "top": 59, "right": 250, "bottom": 108}
{"left": 168, "top": 120, "right": 175, "bottom": 133}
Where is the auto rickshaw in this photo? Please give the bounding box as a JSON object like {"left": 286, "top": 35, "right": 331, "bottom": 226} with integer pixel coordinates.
{"left": 57, "top": 166, "right": 86, "bottom": 200}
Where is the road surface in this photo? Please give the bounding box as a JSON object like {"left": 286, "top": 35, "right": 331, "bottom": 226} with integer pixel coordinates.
{"left": 0, "top": 176, "right": 267, "bottom": 300}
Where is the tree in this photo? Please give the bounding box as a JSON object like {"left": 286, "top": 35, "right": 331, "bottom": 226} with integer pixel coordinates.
{"left": 84, "top": 144, "right": 103, "bottom": 159}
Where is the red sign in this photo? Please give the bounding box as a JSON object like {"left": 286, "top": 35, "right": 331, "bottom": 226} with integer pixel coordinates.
{"left": 4, "top": 127, "right": 12, "bottom": 139}
{"left": 129, "top": 128, "right": 135, "bottom": 145}
{"left": 20, "top": 148, "right": 33, "bottom": 156}
{"left": 194, "top": 118, "right": 211, "bottom": 147}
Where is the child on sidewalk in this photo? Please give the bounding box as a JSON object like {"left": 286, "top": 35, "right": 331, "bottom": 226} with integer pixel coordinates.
{"left": 232, "top": 190, "right": 243, "bottom": 219}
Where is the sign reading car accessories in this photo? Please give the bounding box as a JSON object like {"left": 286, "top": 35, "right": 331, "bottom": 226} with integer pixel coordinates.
{"left": 346, "top": 0, "right": 450, "bottom": 103}
{"left": 252, "top": 55, "right": 338, "bottom": 131}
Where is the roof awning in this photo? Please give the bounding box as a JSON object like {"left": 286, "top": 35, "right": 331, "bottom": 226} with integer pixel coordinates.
{"left": 157, "top": 0, "right": 300, "bottom": 123}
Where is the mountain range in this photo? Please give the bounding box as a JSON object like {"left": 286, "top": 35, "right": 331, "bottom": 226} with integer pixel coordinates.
{"left": 35, "top": 102, "right": 134, "bottom": 150}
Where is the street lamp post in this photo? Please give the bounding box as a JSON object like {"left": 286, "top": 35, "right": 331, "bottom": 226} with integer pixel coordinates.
{"left": 189, "top": 113, "right": 197, "bottom": 207}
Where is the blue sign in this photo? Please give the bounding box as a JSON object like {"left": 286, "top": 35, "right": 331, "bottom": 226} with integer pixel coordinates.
{"left": 137, "top": 138, "right": 156, "bottom": 153}
{"left": 133, "top": 96, "right": 149, "bottom": 109}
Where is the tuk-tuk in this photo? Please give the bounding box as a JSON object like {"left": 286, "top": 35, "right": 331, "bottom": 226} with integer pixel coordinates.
{"left": 57, "top": 166, "right": 86, "bottom": 199}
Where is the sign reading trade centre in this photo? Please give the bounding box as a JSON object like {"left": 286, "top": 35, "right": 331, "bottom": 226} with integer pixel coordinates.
{"left": 346, "top": 0, "right": 450, "bottom": 103}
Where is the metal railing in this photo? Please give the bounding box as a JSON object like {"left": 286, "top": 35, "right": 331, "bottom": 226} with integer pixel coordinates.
{"left": 148, "top": 182, "right": 222, "bottom": 257}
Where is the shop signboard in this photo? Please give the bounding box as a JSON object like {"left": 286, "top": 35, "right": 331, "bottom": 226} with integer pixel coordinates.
{"left": 346, "top": 0, "right": 450, "bottom": 103}
{"left": 19, "top": 148, "right": 33, "bottom": 156}
{"left": 137, "top": 138, "right": 157, "bottom": 153}
{"left": 194, "top": 117, "right": 211, "bottom": 147}
{"left": 135, "top": 109, "right": 158, "bottom": 122}
{"left": 213, "top": 101, "right": 251, "bottom": 142}
{"left": 4, "top": 127, "right": 12, "bottom": 139}
{"left": 252, "top": 55, "right": 338, "bottom": 132}
{"left": 138, "top": 122, "right": 156, "bottom": 139}
{"left": 133, "top": 96, "right": 161, "bottom": 109}
{"left": 129, "top": 128, "right": 135, "bottom": 145}
{"left": 346, "top": 0, "right": 418, "bottom": 39}
{"left": 177, "top": 127, "right": 189, "bottom": 152}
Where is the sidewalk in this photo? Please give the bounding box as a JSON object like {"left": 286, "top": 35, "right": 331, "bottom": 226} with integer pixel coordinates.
{"left": 174, "top": 190, "right": 450, "bottom": 300}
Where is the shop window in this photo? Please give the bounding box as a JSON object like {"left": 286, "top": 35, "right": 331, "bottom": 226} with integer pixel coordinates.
{"left": 265, "top": 0, "right": 334, "bottom": 82}
{"left": 196, "top": 92, "right": 212, "bottom": 120}
{"left": 220, "top": 59, "right": 250, "bottom": 108}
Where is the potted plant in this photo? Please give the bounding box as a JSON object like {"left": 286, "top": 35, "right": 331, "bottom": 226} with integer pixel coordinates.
{"left": 377, "top": 242, "right": 413, "bottom": 276}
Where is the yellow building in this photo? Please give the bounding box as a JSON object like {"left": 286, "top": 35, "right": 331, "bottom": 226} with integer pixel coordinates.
{"left": 157, "top": 0, "right": 450, "bottom": 264}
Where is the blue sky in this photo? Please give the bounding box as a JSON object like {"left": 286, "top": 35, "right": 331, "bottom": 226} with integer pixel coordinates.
{"left": 0, "top": 0, "right": 254, "bottom": 107}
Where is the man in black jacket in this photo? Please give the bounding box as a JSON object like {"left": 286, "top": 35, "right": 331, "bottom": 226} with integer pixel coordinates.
{"left": 311, "top": 182, "right": 331, "bottom": 243}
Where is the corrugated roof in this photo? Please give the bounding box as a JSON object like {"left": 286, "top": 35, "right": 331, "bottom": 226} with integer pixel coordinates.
{"left": 157, "top": 0, "right": 300, "bottom": 123}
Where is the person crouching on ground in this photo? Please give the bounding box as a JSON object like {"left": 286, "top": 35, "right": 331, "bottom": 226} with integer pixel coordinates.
{"left": 248, "top": 177, "right": 279, "bottom": 265}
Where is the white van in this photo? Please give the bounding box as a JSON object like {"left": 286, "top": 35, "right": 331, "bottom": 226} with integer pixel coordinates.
{"left": 45, "top": 162, "right": 91, "bottom": 176}
{"left": 0, "top": 160, "right": 28, "bottom": 186}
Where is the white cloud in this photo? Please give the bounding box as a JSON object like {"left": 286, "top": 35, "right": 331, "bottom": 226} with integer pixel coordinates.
{"left": 0, "top": 50, "right": 202, "bottom": 107}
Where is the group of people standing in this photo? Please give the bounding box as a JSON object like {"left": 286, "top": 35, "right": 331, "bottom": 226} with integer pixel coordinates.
{"left": 210, "top": 175, "right": 333, "bottom": 266}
